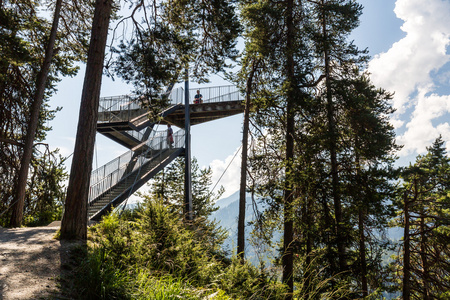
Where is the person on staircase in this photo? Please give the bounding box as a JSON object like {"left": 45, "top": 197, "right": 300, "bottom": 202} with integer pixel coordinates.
{"left": 194, "top": 89, "right": 203, "bottom": 104}
{"left": 167, "top": 124, "right": 174, "bottom": 148}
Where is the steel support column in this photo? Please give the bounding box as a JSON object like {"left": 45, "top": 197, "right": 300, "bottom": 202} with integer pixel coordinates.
{"left": 184, "top": 68, "right": 193, "bottom": 220}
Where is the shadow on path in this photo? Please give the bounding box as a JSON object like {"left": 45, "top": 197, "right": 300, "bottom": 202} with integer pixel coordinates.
{"left": 0, "top": 224, "right": 85, "bottom": 300}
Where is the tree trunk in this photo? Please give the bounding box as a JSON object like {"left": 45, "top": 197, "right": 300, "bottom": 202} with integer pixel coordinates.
{"left": 403, "top": 190, "right": 411, "bottom": 300}
{"left": 10, "top": 0, "right": 62, "bottom": 227}
{"left": 359, "top": 208, "right": 368, "bottom": 297}
{"left": 302, "top": 194, "right": 313, "bottom": 297}
{"left": 60, "top": 0, "right": 113, "bottom": 240}
{"left": 322, "top": 0, "right": 345, "bottom": 272}
{"left": 283, "top": 115, "right": 294, "bottom": 300}
{"left": 354, "top": 137, "right": 368, "bottom": 296}
{"left": 237, "top": 60, "right": 257, "bottom": 262}
{"left": 420, "top": 208, "right": 430, "bottom": 300}
{"left": 282, "top": 0, "right": 295, "bottom": 297}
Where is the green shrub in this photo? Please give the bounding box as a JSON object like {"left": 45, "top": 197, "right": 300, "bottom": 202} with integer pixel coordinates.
{"left": 72, "top": 246, "right": 131, "bottom": 299}
{"left": 76, "top": 198, "right": 285, "bottom": 300}
{"left": 131, "top": 272, "right": 199, "bottom": 300}
{"left": 218, "top": 257, "right": 287, "bottom": 299}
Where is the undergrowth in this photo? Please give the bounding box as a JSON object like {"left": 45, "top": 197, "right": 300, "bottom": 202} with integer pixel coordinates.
{"left": 65, "top": 198, "right": 286, "bottom": 299}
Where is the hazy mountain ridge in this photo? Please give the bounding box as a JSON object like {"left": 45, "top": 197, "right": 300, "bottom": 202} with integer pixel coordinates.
{"left": 212, "top": 191, "right": 280, "bottom": 264}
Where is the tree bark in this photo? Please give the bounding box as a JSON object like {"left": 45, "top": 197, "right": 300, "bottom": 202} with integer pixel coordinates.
{"left": 355, "top": 137, "right": 368, "bottom": 296}
{"left": 60, "top": 0, "right": 113, "bottom": 240}
{"left": 282, "top": 0, "right": 295, "bottom": 297}
{"left": 283, "top": 108, "right": 294, "bottom": 300}
{"left": 237, "top": 60, "right": 257, "bottom": 262}
{"left": 10, "top": 0, "right": 62, "bottom": 227}
{"left": 302, "top": 194, "right": 313, "bottom": 297}
{"left": 403, "top": 190, "right": 411, "bottom": 300}
{"left": 359, "top": 208, "right": 368, "bottom": 297}
{"left": 420, "top": 208, "right": 430, "bottom": 299}
{"left": 322, "top": 0, "right": 346, "bottom": 272}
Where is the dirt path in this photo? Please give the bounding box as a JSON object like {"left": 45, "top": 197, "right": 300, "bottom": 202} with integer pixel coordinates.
{"left": 0, "top": 223, "right": 79, "bottom": 300}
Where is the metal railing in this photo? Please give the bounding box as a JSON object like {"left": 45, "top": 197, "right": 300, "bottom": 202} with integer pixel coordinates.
{"left": 98, "top": 85, "right": 243, "bottom": 123}
{"left": 171, "top": 85, "right": 244, "bottom": 104}
{"left": 88, "top": 129, "right": 185, "bottom": 203}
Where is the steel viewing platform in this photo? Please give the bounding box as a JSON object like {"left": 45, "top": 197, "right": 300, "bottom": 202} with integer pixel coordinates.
{"left": 88, "top": 85, "right": 244, "bottom": 220}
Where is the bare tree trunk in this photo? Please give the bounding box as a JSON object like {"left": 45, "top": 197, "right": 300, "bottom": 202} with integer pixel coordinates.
{"left": 403, "top": 190, "right": 411, "bottom": 300}
{"left": 282, "top": 0, "right": 295, "bottom": 297}
{"left": 420, "top": 209, "right": 430, "bottom": 300}
{"left": 359, "top": 208, "right": 368, "bottom": 297}
{"left": 237, "top": 60, "right": 257, "bottom": 262}
{"left": 355, "top": 138, "right": 368, "bottom": 296}
{"left": 322, "top": 0, "right": 345, "bottom": 272}
{"left": 283, "top": 118, "right": 294, "bottom": 300}
{"left": 301, "top": 194, "right": 313, "bottom": 297}
{"left": 60, "top": 0, "right": 113, "bottom": 240}
{"left": 10, "top": 0, "right": 62, "bottom": 227}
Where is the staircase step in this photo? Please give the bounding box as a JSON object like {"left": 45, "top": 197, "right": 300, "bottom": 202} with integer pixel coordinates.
{"left": 89, "top": 146, "right": 182, "bottom": 220}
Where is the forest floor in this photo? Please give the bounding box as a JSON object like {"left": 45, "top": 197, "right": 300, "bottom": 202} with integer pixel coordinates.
{"left": 0, "top": 222, "right": 82, "bottom": 300}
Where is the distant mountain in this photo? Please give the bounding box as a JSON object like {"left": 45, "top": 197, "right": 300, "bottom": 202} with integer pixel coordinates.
{"left": 211, "top": 193, "right": 404, "bottom": 268}
{"left": 214, "top": 191, "right": 241, "bottom": 210}
{"left": 211, "top": 192, "right": 254, "bottom": 249}
{"left": 211, "top": 193, "right": 280, "bottom": 265}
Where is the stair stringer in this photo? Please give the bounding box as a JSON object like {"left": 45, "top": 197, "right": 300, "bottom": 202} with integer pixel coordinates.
{"left": 89, "top": 147, "right": 185, "bottom": 221}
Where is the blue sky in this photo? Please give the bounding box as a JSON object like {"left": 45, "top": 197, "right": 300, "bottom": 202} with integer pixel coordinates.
{"left": 46, "top": 0, "right": 450, "bottom": 199}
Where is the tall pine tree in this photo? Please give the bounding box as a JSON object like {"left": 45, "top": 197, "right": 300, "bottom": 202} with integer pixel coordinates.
{"left": 392, "top": 136, "right": 450, "bottom": 298}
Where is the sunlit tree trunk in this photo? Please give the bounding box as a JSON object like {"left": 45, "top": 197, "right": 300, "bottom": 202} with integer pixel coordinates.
{"left": 60, "top": 0, "right": 113, "bottom": 240}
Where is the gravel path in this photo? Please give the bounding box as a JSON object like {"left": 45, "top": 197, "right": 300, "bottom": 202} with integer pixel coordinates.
{"left": 0, "top": 223, "right": 79, "bottom": 300}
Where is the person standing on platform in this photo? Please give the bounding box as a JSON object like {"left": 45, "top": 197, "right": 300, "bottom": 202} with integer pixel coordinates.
{"left": 194, "top": 89, "right": 203, "bottom": 104}
{"left": 167, "top": 124, "right": 174, "bottom": 148}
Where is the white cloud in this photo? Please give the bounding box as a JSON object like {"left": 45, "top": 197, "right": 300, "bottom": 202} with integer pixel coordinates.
{"left": 397, "top": 90, "right": 450, "bottom": 155}
{"left": 49, "top": 136, "right": 75, "bottom": 156}
{"left": 368, "top": 0, "right": 450, "bottom": 156}
{"left": 209, "top": 147, "right": 242, "bottom": 199}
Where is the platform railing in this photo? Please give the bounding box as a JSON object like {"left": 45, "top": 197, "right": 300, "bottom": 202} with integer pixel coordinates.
{"left": 120, "top": 128, "right": 158, "bottom": 144}
{"left": 189, "top": 85, "right": 244, "bottom": 103}
{"left": 170, "top": 85, "right": 244, "bottom": 104}
{"left": 98, "top": 95, "right": 148, "bottom": 124}
{"left": 98, "top": 85, "right": 243, "bottom": 123}
{"left": 88, "top": 129, "right": 185, "bottom": 203}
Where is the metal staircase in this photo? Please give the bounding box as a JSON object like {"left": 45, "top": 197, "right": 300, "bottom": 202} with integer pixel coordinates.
{"left": 88, "top": 85, "right": 244, "bottom": 221}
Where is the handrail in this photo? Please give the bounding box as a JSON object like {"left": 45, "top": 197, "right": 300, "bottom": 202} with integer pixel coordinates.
{"left": 98, "top": 85, "right": 243, "bottom": 123}
{"left": 187, "top": 85, "right": 244, "bottom": 104}
{"left": 168, "top": 85, "right": 244, "bottom": 104}
{"left": 88, "top": 129, "right": 185, "bottom": 203}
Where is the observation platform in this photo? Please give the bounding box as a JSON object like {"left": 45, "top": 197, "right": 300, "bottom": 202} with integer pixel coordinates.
{"left": 88, "top": 85, "right": 244, "bottom": 220}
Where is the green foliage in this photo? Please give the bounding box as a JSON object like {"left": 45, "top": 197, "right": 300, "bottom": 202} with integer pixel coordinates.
{"left": 67, "top": 196, "right": 287, "bottom": 299}
{"left": 150, "top": 157, "right": 223, "bottom": 219}
{"left": 73, "top": 246, "right": 131, "bottom": 300}
{"left": 0, "top": 147, "right": 67, "bottom": 227}
{"left": 238, "top": 0, "right": 400, "bottom": 297}
{"left": 390, "top": 136, "right": 450, "bottom": 297}
{"left": 218, "top": 257, "right": 287, "bottom": 299}
{"left": 110, "top": 0, "right": 241, "bottom": 105}
{"left": 23, "top": 147, "right": 67, "bottom": 226}
{"left": 292, "top": 252, "right": 355, "bottom": 299}
{"left": 0, "top": 0, "right": 88, "bottom": 227}
{"left": 132, "top": 273, "right": 199, "bottom": 300}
